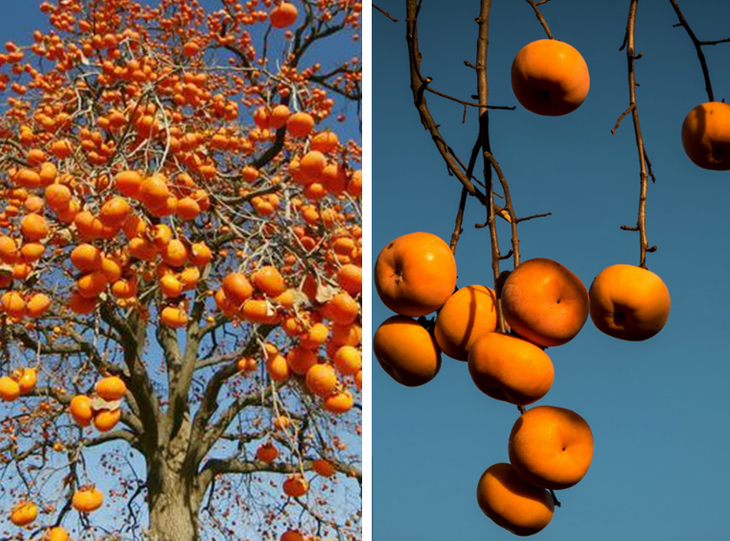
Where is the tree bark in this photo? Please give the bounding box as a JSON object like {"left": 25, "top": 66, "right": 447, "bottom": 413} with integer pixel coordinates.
{"left": 146, "top": 458, "right": 203, "bottom": 541}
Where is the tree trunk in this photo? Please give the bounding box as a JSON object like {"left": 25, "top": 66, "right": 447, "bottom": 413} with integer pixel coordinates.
{"left": 146, "top": 458, "right": 202, "bottom": 541}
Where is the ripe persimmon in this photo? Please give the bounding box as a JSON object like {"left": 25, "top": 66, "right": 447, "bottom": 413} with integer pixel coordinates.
{"left": 270, "top": 2, "right": 299, "bottom": 29}
{"left": 93, "top": 408, "right": 122, "bottom": 432}
{"left": 69, "top": 394, "right": 93, "bottom": 426}
{"left": 256, "top": 442, "right": 279, "bottom": 463}
{"left": 0, "top": 376, "right": 21, "bottom": 401}
{"left": 283, "top": 474, "right": 308, "bottom": 497}
{"left": 286, "top": 111, "right": 314, "bottom": 138}
{"left": 281, "top": 530, "right": 305, "bottom": 541}
{"left": 70, "top": 243, "right": 103, "bottom": 272}
{"left": 434, "top": 285, "right": 498, "bottom": 361}
{"left": 10, "top": 501, "right": 38, "bottom": 526}
{"left": 374, "top": 232, "right": 457, "bottom": 317}
{"left": 468, "top": 332, "right": 554, "bottom": 406}
{"left": 681, "top": 101, "right": 730, "bottom": 170}
{"left": 589, "top": 264, "right": 670, "bottom": 341}
{"left": 16, "top": 367, "right": 37, "bottom": 394}
{"left": 511, "top": 39, "right": 590, "bottom": 116}
{"left": 95, "top": 375, "right": 126, "bottom": 401}
{"left": 476, "top": 462, "right": 554, "bottom": 536}
{"left": 252, "top": 265, "right": 286, "bottom": 297}
{"left": 222, "top": 272, "right": 253, "bottom": 305}
{"left": 72, "top": 486, "right": 104, "bottom": 512}
{"left": 508, "top": 405, "right": 594, "bottom": 490}
{"left": 323, "top": 389, "right": 354, "bottom": 413}
{"left": 43, "top": 526, "right": 70, "bottom": 541}
{"left": 373, "top": 315, "right": 441, "bottom": 387}
{"left": 305, "top": 363, "right": 338, "bottom": 397}
{"left": 501, "top": 258, "right": 589, "bottom": 348}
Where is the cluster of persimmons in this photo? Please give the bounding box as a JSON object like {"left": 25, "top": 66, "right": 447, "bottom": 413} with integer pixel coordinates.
{"left": 0, "top": 0, "right": 361, "bottom": 540}
{"left": 373, "top": 36, "right": 690, "bottom": 537}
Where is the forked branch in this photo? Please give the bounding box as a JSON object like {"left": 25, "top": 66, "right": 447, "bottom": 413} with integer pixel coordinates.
{"left": 524, "top": 0, "right": 554, "bottom": 39}
{"left": 667, "top": 0, "right": 730, "bottom": 103}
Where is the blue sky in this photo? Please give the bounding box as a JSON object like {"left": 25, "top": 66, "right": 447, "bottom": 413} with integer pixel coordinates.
{"left": 373, "top": 1, "right": 730, "bottom": 540}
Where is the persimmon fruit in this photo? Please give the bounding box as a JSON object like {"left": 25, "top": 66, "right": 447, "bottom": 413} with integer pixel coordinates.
{"left": 10, "top": 501, "right": 38, "bottom": 526}
{"left": 95, "top": 375, "right": 126, "bottom": 401}
{"left": 270, "top": 2, "right": 298, "bottom": 29}
{"left": 501, "top": 258, "right": 589, "bottom": 348}
{"left": 72, "top": 486, "right": 104, "bottom": 512}
{"left": 508, "top": 405, "right": 594, "bottom": 490}
{"left": 468, "top": 332, "right": 554, "bottom": 406}
{"left": 681, "top": 101, "right": 730, "bottom": 170}
{"left": 476, "top": 462, "right": 554, "bottom": 536}
{"left": 511, "top": 39, "right": 590, "bottom": 116}
{"left": 374, "top": 232, "right": 457, "bottom": 317}
{"left": 434, "top": 285, "right": 498, "bottom": 361}
{"left": 588, "top": 264, "right": 671, "bottom": 341}
{"left": 373, "top": 315, "right": 441, "bottom": 387}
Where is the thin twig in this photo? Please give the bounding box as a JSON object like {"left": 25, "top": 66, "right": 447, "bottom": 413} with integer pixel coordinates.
{"left": 622, "top": 0, "right": 654, "bottom": 268}
{"left": 450, "top": 187, "right": 468, "bottom": 253}
{"left": 668, "top": 0, "right": 722, "bottom": 102}
{"left": 373, "top": 3, "right": 399, "bottom": 22}
{"left": 524, "top": 0, "right": 554, "bottom": 40}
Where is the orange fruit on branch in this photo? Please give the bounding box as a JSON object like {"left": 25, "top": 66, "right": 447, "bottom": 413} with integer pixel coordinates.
{"left": 270, "top": 2, "right": 299, "bottom": 29}
{"left": 72, "top": 486, "right": 104, "bottom": 512}
{"left": 476, "top": 462, "right": 554, "bottom": 536}
{"left": 0, "top": 376, "right": 21, "bottom": 401}
{"left": 43, "top": 526, "right": 70, "bottom": 541}
{"left": 501, "top": 258, "right": 589, "bottom": 347}
{"left": 69, "top": 394, "right": 93, "bottom": 426}
{"left": 434, "top": 285, "right": 498, "bottom": 361}
{"left": 10, "top": 501, "right": 38, "bottom": 526}
{"left": 16, "top": 367, "right": 38, "bottom": 394}
{"left": 373, "top": 315, "right": 441, "bottom": 387}
{"left": 680, "top": 101, "right": 730, "bottom": 170}
{"left": 95, "top": 375, "right": 127, "bottom": 401}
{"left": 588, "top": 264, "right": 671, "bottom": 341}
{"left": 508, "top": 405, "right": 594, "bottom": 490}
{"left": 511, "top": 39, "right": 590, "bottom": 116}
{"left": 93, "top": 408, "right": 122, "bottom": 432}
{"left": 283, "top": 474, "right": 308, "bottom": 498}
{"left": 374, "top": 232, "right": 457, "bottom": 317}
{"left": 468, "top": 332, "right": 554, "bottom": 406}
{"left": 256, "top": 442, "right": 279, "bottom": 463}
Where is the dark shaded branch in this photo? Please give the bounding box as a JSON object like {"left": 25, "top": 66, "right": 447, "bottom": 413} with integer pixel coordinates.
{"left": 668, "top": 0, "right": 718, "bottom": 102}
{"left": 374, "top": 3, "right": 399, "bottom": 22}
{"left": 405, "top": 0, "right": 489, "bottom": 207}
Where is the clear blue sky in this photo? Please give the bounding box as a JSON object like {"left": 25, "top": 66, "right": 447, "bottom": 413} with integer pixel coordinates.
{"left": 373, "top": 1, "right": 730, "bottom": 540}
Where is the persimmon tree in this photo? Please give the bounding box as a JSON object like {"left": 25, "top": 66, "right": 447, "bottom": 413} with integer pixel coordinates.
{"left": 0, "top": 1, "right": 362, "bottom": 541}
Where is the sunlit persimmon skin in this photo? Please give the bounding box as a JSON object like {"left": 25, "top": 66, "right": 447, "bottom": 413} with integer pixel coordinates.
{"left": 468, "top": 332, "right": 554, "bottom": 406}
{"left": 501, "top": 258, "right": 589, "bottom": 348}
{"left": 434, "top": 285, "right": 498, "bottom": 361}
{"left": 374, "top": 232, "right": 457, "bottom": 317}
{"left": 476, "top": 462, "right": 554, "bottom": 537}
{"left": 373, "top": 315, "right": 441, "bottom": 387}
{"left": 511, "top": 39, "right": 590, "bottom": 116}
{"left": 509, "top": 406, "right": 594, "bottom": 490}
{"left": 681, "top": 101, "right": 730, "bottom": 170}
{"left": 589, "top": 264, "right": 670, "bottom": 341}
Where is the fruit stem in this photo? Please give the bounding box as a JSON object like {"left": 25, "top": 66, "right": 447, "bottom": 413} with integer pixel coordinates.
{"left": 624, "top": 0, "right": 653, "bottom": 268}
{"left": 668, "top": 0, "right": 716, "bottom": 103}
{"left": 550, "top": 489, "right": 562, "bottom": 507}
{"left": 524, "top": 0, "right": 554, "bottom": 40}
